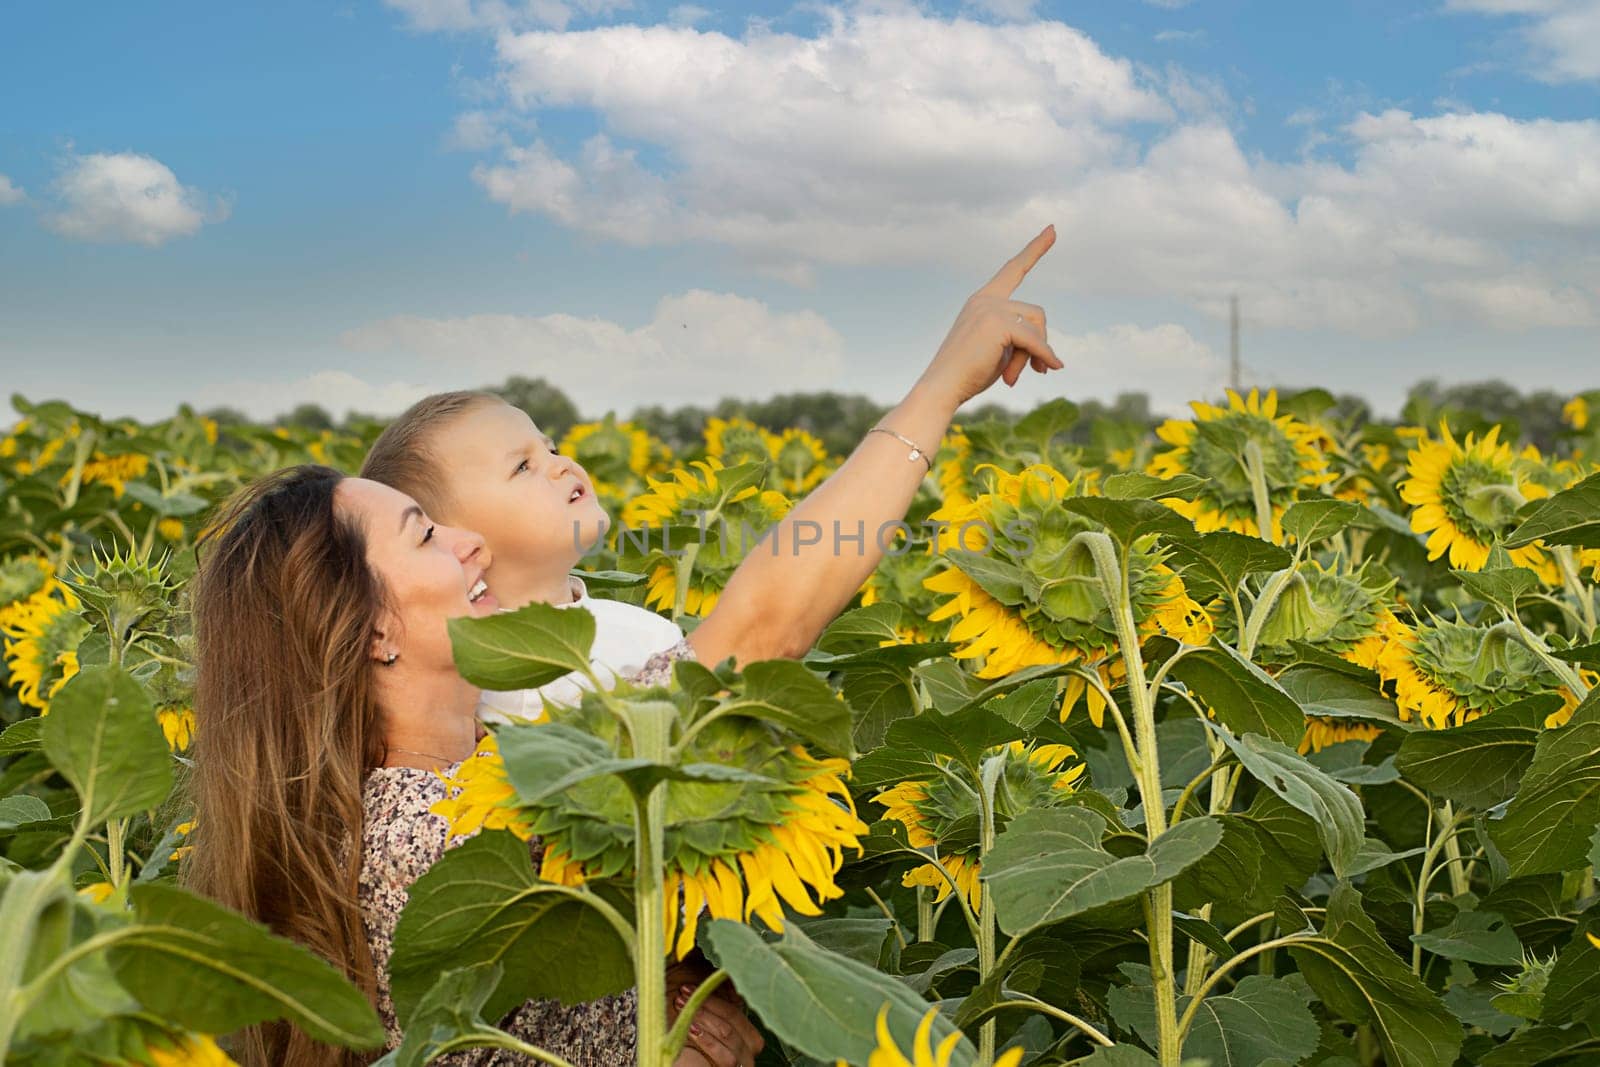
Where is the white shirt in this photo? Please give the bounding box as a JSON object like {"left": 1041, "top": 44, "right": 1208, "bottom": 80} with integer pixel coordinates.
{"left": 476, "top": 575, "right": 687, "bottom": 724}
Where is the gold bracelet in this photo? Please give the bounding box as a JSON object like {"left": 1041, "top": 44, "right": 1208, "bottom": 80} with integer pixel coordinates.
{"left": 868, "top": 426, "right": 934, "bottom": 473}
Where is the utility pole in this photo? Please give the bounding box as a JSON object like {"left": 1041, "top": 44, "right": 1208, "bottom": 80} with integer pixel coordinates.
{"left": 1229, "top": 293, "right": 1241, "bottom": 394}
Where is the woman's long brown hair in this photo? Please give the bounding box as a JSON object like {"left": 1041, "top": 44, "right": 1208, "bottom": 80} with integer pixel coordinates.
{"left": 183, "top": 465, "right": 389, "bottom": 1066}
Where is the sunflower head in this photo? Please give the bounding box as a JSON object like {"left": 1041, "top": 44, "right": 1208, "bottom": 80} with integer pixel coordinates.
{"left": 770, "top": 427, "right": 833, "bottom": 495}
{"left": 72, "top": 451, "right": 152, "bottom": 497}
{"left": 619, "top": 458, "right": 792, "bottom": 618}
{"left": 874, "top": 740, "right": 1083, "bottom": 915}
{"left": 704, "top": 416, "right": 775, "bottom": 469}
{"left": 62, "top": 543, "right": 176, "bottom": 643}
{"left": 1148, "top": 389, "right": 1333, "bottom": 539}
{"left": 922, "top": 464, "right": 1211, "bottom": 694}
{"left": 1399, "top": 421, "right": 1557, "bottom": 579}
{"left": 435, "top": 673, "right": 867, "bottom": 959}
{"left": 1377, "top": 616, "right": 1581, "bottom": 729}
{"left": 0, "top": 583, "right": 88, "bottom": 711}
{"left": 561, "top": 415, "right": 666, "bottom": 490}
{"left": 1565, "top": 395, "right": 1591, "bottom": 432}
{"left": 1248, "top": 560, "right": 1398, "bottom": 667}
{"left": 934, "top": 407, "right": 1084, "bottom": 510}
{"left": 0, "top": 555, "right": 53, "bottom": 609}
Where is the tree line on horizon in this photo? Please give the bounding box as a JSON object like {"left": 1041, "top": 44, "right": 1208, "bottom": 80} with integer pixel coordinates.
{"left": 200, "top": 374, "right": 1578, "bottom": 457}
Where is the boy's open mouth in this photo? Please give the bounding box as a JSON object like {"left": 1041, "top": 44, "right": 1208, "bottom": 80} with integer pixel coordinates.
{"left": 567, "top": 484, "right": 587, "bottom": 504}
{"left": 468, "top": 577, "right": 490, "bottom": 603}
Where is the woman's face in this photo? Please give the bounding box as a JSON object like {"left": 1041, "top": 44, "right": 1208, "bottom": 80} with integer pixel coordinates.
{"left": 334, "top": 477, "right": 500, "bottom": 669}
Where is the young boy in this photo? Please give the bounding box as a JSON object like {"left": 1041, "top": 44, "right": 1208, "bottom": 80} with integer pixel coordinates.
{"left": 358, "top": 225, "right": 1062, "bottom": 722}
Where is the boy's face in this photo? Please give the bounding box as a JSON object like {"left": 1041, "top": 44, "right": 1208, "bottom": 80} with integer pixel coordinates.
{"left": 433, "top": 400, "right": 609, "bottom": 605}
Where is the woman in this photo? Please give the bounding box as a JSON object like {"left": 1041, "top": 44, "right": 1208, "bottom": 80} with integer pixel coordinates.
{"left": 183, "top": 464, "right": 763, "bottom": 1066}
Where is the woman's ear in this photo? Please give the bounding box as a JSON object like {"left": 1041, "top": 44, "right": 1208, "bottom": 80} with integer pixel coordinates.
{"left": 370, "top": 617, "right": 400, "bottom": 665}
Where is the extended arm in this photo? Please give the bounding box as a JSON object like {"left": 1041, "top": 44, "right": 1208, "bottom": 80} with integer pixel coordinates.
{"left": 688, "top": 226, "right": 1062, "bottom": 668}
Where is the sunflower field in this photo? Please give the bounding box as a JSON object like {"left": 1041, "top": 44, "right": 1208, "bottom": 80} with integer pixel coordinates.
{"left": 4, "top": 387, "right": 1600, "bottom": 1067}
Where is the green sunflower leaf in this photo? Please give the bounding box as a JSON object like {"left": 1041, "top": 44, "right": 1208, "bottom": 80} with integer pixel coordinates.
{"left": 1491, "top": 720, "right": 1600, "bottom": 878}
{"left": 708, "top": 658, "right": 856, "bottom": 757}
{"left": 1282, "top": 498, "right": 1378, "bottom": 546}
{"left": 41, "top": 665, "right": 173, "bottom": 828}
{"left": 1410, "top": 910, "right": 1523, "bottom": 967}
{"left": 448, "top": 600, "right": 597, "bottom": 691}
{"left": 1451, "top": 567, "right": 1539, "bottom": 614}
{"left": 1109, "top": 970, "right": 1321, "bottom": 1067}
{"left": 1555, "top": 643, "right": 1600, "bottom": 669}
{"left": 1539, "top": 915, "right": 1600, "bottom": 1026}
{"left": 107, "top": 883, "right": 384, "bottom": 1049}
{"left": 945, "top": 549, "right": 1027, "bottom": 604}
{"left": 984, "top": 807, "right": 1220, "bottom": 936}
{"left": 1165, "top": 643, "right": 1306, "bottom": 745}
{"left": 1201, "top": 721, "right": 1364, "bottom": 878}
{"left": 1479, "top": 1023, "right": 1600, "bottom": 1067}
{"left": 374, "top": 963, "right": 505, "bottom": 1067}
{"left": 704, "top": 919, "right": 977, "bottom": 1066}
{"left": 1063, "top": 497, "right": 1200, "bottom": 548}
{"left": 1102, "top": 472, "right": 1207, "bottom": 501}
{"left": 1283, "top": 883, "right": 1463, "bottom": 1067}
{"left": 0, "top": 794, "right": 50, "bottom": 832}
{"left": 1013, "top": 397, "right": 1080, "bottom": 449}
{"left": 1394, "top": 693, "right": 1559, "bottom": 809}
{"left": 1164, "top": 532, "right": 1293, "bottom": 601}
{"left": 497, "top": 721, "right": 773, "bottom": 805}
{"left": 1277, "top": 663, "right": 1411, "bottom": 729}
{"left": 1503, "top": 471, "right": 1600, "bottom": 549}
{"left": 388, "top": 831, "right": 634, "bottom": 1026}
{"left": 0, "top": 717, "right": 44, "bottom": 755}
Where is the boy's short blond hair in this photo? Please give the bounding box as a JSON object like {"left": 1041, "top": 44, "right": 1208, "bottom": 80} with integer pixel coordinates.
{"left": 359, "top": 390, "right": 503, "bottom": 518}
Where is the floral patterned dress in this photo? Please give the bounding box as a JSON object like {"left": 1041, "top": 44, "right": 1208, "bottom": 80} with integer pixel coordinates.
{"left": 359, "top": 637, "right": 697, "bottom": 1065}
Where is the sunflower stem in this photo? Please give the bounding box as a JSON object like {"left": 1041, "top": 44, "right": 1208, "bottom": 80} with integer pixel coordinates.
{"left": 1243, "top": 439, "right": 1277, "bottom": 545}
{"left": 106, "top": 818, "right": 126, "bottom": 889}
{"left": 671, "top": 540, "right": 702, "bottom": 624}
{"left": 976, "top": 754, "right": 1004, "bottom": 1067}
{"left": 1440, "top": 801, "right": 1470, "bottom": 898}
{"left": 1083, "top": 531, "right": 1181, "bottom": 1067}
{"left": 1504, "top": 615, "right": 1589, "bottom": 699}
{"left": 1554, "top": 546, "right": 1597, "bottom": 638}
{"left": 917, "top": 886, "right": 935, "bottom": 943}
{"left": 628, "top": 706, "right": 675, "bottom": 1067}
{"left": 1240, "top": 563, "right": 1303, "bottom": 660}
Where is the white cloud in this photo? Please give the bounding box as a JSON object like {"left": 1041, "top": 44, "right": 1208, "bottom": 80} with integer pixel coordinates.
{"left": 1446, "top": 0, "right": 1600, "bottom": 82}
{"left": 1054, "top": 323, "right": 1224, "bottom": 413}
{"left": 337, "top": 290, "right": 845, "bottom": 413}
{"left": 43, "top": 152, "right": 227, "bottom": 247}
{"left": 1424, "top": 274, "right": 1596, "bottom": 329}
{"left": 1154, "top": 28, "right": 1205, "bottom": 43}
{"left": 0, "top": 175, "right": 24, "bottom": 205}
{"left": 435, "top": 9, "right": 1600, "bottom": 336}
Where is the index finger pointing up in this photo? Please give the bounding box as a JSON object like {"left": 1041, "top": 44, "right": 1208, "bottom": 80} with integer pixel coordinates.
{"left": 980, "top": 224, "right": 1057, "bottom": 297}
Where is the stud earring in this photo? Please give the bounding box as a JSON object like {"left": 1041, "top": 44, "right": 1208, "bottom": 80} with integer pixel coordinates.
{"left": 383, "top": 651, "right": 399, "bottom": 666}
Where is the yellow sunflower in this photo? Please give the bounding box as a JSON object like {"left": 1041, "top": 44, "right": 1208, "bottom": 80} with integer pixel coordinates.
{"left": 1376, "top": 616, "right": 1590, "bottom": 730}
{"left": 1565, "top": 395, "right": 1590, "bottom": 432}
{"left": 874, "top": 741, "right": 1084, "bottom": 915}
{"left": 436, "top": 726, "right": 867, "bottom": 959}
{"left": 704, "top": 416, "right": 775, "bottom": 468}
{"left": 1399, "top": 422, "right": 1558, "bottom": 580}
{"left": 922, "top": 464, "right": 1211, "bottom": 725}
{"left": 837, "top": 1005, "right": 1022, "bottom": 1067}
{"left": 71, "top": 451, "right": 151, "bottom": 496}
{"left": 1148, "top": 389, "right": 1334, "bottom": 541}
{"left": 562, "top": 415, "right": 669, "bottom": 489}
{"left": 0, "top": 584, "right": 88, "bottom": 711}
{"left": 620, "top": 458, "right": 792, "bottom": 619}
{"left": 769, "top": 426, "right": 833, "bottom": 495}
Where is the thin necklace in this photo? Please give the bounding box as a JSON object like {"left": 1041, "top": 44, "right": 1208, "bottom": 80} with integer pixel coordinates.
{"left": 388, "top": 746, "right": 463, "bottom": 764}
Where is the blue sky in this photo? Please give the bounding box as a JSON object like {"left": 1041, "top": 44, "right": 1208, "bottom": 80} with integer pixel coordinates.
{"left": 2, "top": 0, "right": 1596, "bottom": 424}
